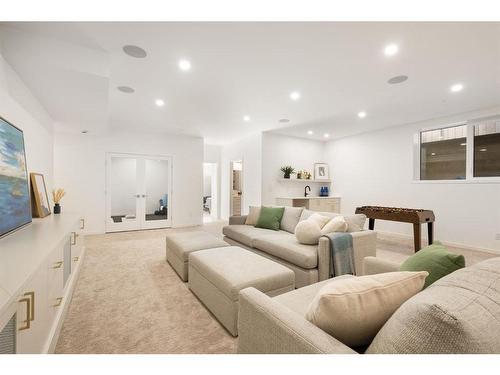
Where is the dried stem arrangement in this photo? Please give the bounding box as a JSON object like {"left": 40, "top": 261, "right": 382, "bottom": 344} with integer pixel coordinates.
{"left": 52, "top": 188, "right": 66, "bottom": 204}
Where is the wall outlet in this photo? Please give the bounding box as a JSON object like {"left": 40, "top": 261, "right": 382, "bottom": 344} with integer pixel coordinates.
{"left": 496, "top": 233, "right": 500, "bottom": 241}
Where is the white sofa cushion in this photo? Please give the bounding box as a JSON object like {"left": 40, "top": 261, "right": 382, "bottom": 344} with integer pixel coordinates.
{"left": 280, "top": 206, "right": 304, "bottom": 233}
{"left": 253, "top": 234, "right": 319, "bottom": 269}
{"left": 294, "top": 213, "right": 330, "bottom": 245}
{"left": 321, "top": 216, "right": 348, "bottom": 235}
{"left": 222, "top": 225, "right": 277, "bottom": 247}
{"left": 305, "top": 271, "right": 428, "bottom": 348}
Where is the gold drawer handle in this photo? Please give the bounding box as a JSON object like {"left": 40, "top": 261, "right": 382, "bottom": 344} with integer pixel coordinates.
{"left": 24, "top": 291, "right": 35, "bottom": 322}
{"left": 52, "top": 261, "right": 63, "bottom": 269}
{"left": 71, "top": 232, "right": 77, "bottom": 245}
{"left": 73, "top": 256, "right": 79, "bottom": 262}
{"left": 18, "top": 297, "right": 31, "bottom": 331}
{"left": 53, "top": 297, "right": 63, "bottom": 307}
{"left": 80, "top": 218, "right": 85, "bottom": 230}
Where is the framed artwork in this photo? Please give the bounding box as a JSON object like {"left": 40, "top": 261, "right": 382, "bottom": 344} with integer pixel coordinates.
{"left": 30, "top": 172, "right": 51, "bottom": 218}
{"left": 0, "top": 116, "right": 32, "bottom": 237}
{"left": 314, "top": 163, "right": 329, "bottom": 180}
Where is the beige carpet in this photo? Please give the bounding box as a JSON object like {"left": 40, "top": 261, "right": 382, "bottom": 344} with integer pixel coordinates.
{"left": 55, "top": 222, "right": 237, "bottom": 354}
{"left": 55, "top": 222, "right": 498, "bottom": 354}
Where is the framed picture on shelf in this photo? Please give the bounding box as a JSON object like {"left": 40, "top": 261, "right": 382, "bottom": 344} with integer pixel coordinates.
{"left": 314, "top": 163, "right": 329, "bottom": 180}
{"left": 30, "top": 172, "right": 51, "bottom": 218}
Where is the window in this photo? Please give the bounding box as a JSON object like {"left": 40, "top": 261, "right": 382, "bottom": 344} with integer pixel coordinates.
{"left": 474, "top": 118, "right": 500, "bottom": 177}
{"left": 420, "top": 125, "right": 467, "bottom": 180}
{"left": 418, "top": 116, "right": 500, "bottom": 181}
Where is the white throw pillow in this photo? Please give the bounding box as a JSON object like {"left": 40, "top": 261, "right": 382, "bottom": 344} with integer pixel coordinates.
{"left": 307, "top": 213, "right": 330, "bottom": 229}
{"left": 294, "top": 220, "right": 322, "bottom": 245}
{"left": 344, "top": 214, "right": 367, "bottom": 232}
{"left": 321, "top": 216, "right": 348, "bottom": 235}
{"left": 245, "top": 206, "right": 261, "bottom": 225}
{"left": 305, "top": 271, "right": 428, "bottom": 347}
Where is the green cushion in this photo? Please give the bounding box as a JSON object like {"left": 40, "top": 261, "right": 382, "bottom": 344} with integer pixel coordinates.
{"left": 399, "top": 241, "right": 465, "bottom": 288}
{"left": 255, "top": 206, "right": 285, "bottom": 231}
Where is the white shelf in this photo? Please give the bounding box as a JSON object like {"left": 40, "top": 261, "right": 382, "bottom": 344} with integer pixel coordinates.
{"left": 278, "top": 178, "right": 331, "bottom": 183}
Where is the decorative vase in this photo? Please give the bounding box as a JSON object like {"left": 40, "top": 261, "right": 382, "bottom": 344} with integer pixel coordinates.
{"left": 284, "top": 174, "right": 290, "bottom": 179}
{"left": 54, "top": 203, "right": 61, "bottom": 214}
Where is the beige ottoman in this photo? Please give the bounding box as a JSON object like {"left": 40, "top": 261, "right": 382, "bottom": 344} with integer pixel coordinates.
{"left": 166, "top": 231, "right": 230, "bottom": 281}
{"left": 188, "top": 246, "right": 295, "bottom": 336}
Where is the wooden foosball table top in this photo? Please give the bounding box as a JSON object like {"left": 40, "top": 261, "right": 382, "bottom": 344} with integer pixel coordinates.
{"left": 355, "top": 206, "right": 435, "bottom": 224}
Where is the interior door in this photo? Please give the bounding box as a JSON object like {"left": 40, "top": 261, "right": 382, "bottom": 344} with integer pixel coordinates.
{"left": 105, "top": 154, "right": 141, "bottom": 232}
{"left": 141, "top": 156, "right": 172, "bottom": 229}
{"left": 106, "top": 153, "right": 172, "bottom": 232}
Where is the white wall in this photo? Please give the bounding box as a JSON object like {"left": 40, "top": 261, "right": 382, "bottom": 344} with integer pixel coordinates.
{"left": 261, "top": 132, "right": 327, "bottom": 205}
{"left": 54, "top": 130, "right": 204, "bottom": 234}
{"left": 203, "top": 163, "right": 212, "bottom": 196}
{"left": 0, "top": 52, "right": 54, "bottom": 196}
{"left": 325, "top": 106, "right": 500, "bottom": 252}
{"left": 220, "top": 133, "right": 262, "bottom": 219}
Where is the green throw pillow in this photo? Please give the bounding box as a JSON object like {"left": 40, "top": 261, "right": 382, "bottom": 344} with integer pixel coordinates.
{"left": 255, "top": 206, "right": 285, "bottom": 231}
{"left": 399, "top": 241, "right": 465, "bottom": 288}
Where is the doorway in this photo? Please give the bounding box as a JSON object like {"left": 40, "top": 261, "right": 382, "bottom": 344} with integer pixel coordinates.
{"left": 203, "top": 162, "right": 218, "bottom": 223}
{"left": 230, "top": 160, "right": 243, "bottom": 216}
{"left": 105, "top": 153, "right": 172, "bottom": 232}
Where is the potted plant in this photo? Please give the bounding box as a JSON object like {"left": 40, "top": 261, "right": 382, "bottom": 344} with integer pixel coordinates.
{"left": 280, "top": 166, "right": 295, "bottom": 179}
{"left": 52, "top": 188, "right": 66, "bottom": 214}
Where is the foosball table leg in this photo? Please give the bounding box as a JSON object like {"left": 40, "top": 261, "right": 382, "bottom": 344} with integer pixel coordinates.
{"left": 413, "top": 223, "right": 421, "bottom": 252}
{"left": 427, "top": 222, "right": 434, "bottom": 245}
{"left": 368, "top": 218, "right": 375, "bottom": 230}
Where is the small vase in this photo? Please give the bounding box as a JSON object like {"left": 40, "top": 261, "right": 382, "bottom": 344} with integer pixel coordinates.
{"left": 284, "top": 174, "right": 290, "bottom": 179}
{"left": 54, "top": 203, "right": 61, "bottom": 214}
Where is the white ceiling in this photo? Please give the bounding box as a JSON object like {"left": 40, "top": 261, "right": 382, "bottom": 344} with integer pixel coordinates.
{"left": 0, "top": 22, "right": 499, "bottom": 144}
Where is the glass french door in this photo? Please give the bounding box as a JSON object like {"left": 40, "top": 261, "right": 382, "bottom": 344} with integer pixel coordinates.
{"left": 105, "top": 153, "right": 172, "bottom": 232}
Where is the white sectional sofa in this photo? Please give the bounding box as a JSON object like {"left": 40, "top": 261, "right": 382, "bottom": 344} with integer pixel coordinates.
{"left": 223, "top": 207, "right": 377, "bottom": 288}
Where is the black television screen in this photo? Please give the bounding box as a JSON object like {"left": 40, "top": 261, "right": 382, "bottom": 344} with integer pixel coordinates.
{"left": 0, "top": 116, "right": 32, "bottom": 238}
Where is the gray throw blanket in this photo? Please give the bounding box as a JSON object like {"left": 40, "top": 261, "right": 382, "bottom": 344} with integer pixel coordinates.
{"left": 322, "top": 232, "right": 355, "bottom": 277}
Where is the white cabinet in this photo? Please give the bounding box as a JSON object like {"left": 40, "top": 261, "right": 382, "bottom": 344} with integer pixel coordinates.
{"left": 276, "top": 197, "right": 341, "bottom": 213}
{"left": 0, "top": 214, "right": 85, "bottom": 354}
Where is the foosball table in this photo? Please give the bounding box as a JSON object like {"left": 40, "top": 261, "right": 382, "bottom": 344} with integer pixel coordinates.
{"left": 355, "top": 206, "right": 435, "bottom": 252}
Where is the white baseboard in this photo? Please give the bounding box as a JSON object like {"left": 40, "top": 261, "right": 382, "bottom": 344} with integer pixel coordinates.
{"left": 376, "top": 230, "right": 500, "bottom": 256}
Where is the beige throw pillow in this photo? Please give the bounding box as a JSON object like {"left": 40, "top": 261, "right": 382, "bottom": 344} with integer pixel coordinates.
{"left": 305, "top": 271, "right": 428, "bottom": 347}
{"left": 307, "top": 213, "right": 330, "bottom": 229}
{"left": 321, "top": 216, "right": 348, "bottom": 235}
{"left": 294, "top": 213, "right": 331, "bottom": 245}
{"left": 245, "top": 206, "right": 261, "bottom": 225}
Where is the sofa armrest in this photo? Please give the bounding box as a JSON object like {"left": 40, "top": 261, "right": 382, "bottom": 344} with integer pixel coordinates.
{"left": 363, "top": 256, "right": 401, "bottom": 275}
{"left": 237, "top": 287, "right": 357, "bottom": 354}
{"left": 229, "top": 215, "right": 248, "bottom": 225}
{"left": 350, "top": 230, "right": 377, "bottom": 276}
{"left": 317, "top": 230, "right": 377, "bottom": 280}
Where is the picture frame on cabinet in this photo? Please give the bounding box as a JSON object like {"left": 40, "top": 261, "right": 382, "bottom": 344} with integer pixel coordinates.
{"left": 314, "top": 163, "right": 329, "bottom": 180}
{"left": 30, "top": 172, "right": 51, "bottom": 218}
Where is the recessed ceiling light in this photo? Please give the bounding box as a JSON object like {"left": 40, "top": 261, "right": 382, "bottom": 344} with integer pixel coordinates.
{"left": 358, "top": 111, "right": 367, "bottom": 119}
{"left": 307, "top": 130, "right": 314, "bottom": 135}
{"left": 451, "top": 83, "right": 464, "bottom": 93}
{"left": 387, "top": 75, "right": 408, "bottom": 84}
{"left": 384, "top": 43, "right": 399, "bottom": 56}
{"left": 480, "top": 148, "right": 487, "bottom": 152}
{"left": 117, "top": 86, "right": 135, "bottom": 93}
{"left": 178, "top": 59, "right": 191, "bottom": 71}
{"left": 323, "top": 133, "right": 330, "bottom": 138}
{"left": 243, "top": 115, "right": 251, "bottom": 122}
{"left": 81, "top": 130, "right": 89, "bottom": 134}
{"left": 289, "top": 91, "right": 301, "bottom": 101}
{"left": 278, "top": 118, "right": 290, "bottom": 123}
{"left": 431, "top": 152, "right": 436, "bottom": 156}
{"left": 155, "top": 99, "right": 165, "bottom": 107}
{"left": 123, "top": 45, "right": 147, "bottom": 58}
